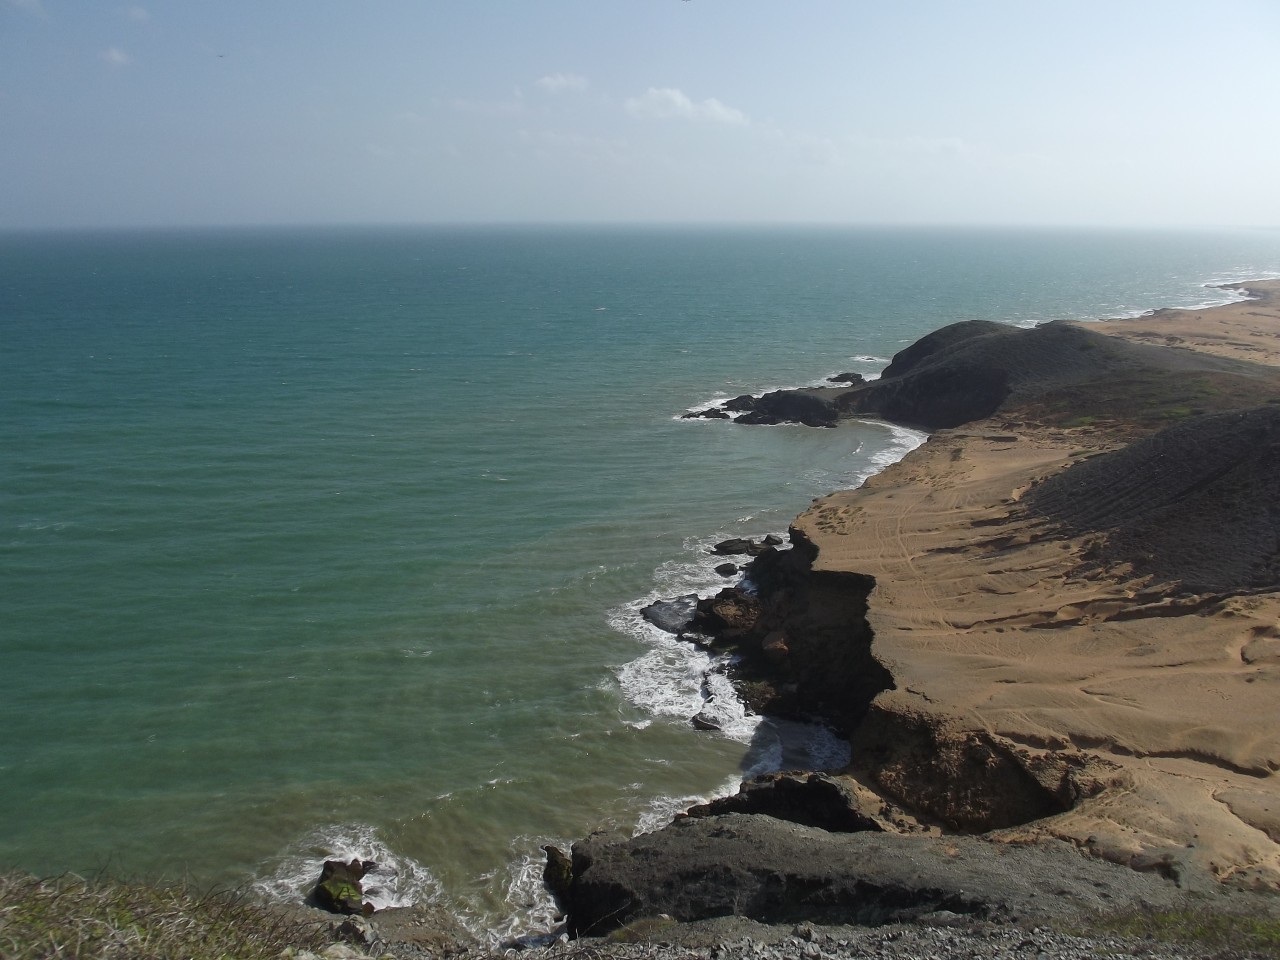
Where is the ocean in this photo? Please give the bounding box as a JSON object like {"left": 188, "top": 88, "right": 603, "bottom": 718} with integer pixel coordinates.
{"left": 2, "top": 224, "right": 1278, "bottom": 935}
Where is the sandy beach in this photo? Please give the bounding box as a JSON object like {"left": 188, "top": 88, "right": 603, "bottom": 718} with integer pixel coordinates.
{"left": 794, "top": 280, "right": 1280, "bottom": 887}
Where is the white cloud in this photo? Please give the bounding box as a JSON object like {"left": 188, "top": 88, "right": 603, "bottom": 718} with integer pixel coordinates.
{"left": 123, "top": 5, "right": 150, "bottom": 21}
{"left": 536, "top": 73, "right": 588, "bottom": 94}
{"left": 624, "top": 87, "right": 747, "bottom": 126}
{"left": 101, "top": 46, "right": 132, "bottom": 66}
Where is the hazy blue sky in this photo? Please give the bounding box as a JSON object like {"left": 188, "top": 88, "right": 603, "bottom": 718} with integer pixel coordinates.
{"left": 3, "top": 1, "right": 1278, "bottom": 230}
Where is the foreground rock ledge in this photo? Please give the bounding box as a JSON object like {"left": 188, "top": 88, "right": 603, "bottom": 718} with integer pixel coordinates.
{"left": 565, "top": 814, "right": 1238, "bottom": 937}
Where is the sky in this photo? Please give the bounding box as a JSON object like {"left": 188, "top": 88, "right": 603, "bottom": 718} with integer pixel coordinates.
{"left": 2, "top": 0, "right": 1279, "bottom": 230}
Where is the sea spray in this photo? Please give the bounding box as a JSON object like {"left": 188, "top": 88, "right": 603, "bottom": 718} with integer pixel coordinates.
{"left": 252, "top": 822, "right": 441, "bottom": 913}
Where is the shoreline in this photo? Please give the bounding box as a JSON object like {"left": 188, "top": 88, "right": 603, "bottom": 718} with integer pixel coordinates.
{"left": 560, "top": 280, "right": 1280, "bottom": 939}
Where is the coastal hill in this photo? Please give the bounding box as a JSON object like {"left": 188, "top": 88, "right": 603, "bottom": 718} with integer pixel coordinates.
{"left": 566, "top": 282, "right": 1280, "bottom": 936}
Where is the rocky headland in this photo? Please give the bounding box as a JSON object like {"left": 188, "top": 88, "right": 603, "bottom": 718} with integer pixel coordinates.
{"left": 563, "top": 282, "right": 1280, "bottom": 942}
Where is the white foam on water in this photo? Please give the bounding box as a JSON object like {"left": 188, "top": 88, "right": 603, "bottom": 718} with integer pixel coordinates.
{"left": 1071, "top": 275, "right": 1280, "bottom": 323}
{"left": 252, "top": 822, "right": 440, "bottom": 911}
{"left": 492, "top": 839, "right": 565, "bottom": 944}
{"left": 631, "top": 772, "right": 745, "bottom": 836}
{"left": 611, "top": 418, "right": 925, "bottom": 746}
{"left": 627, "top": 717, "right": 852, "bottom": 839}
{"left": 609, "top": 621, "right": 762, "bottom": 746}
{"left": 859, "top": 421, "right": 928, "bottom": 475}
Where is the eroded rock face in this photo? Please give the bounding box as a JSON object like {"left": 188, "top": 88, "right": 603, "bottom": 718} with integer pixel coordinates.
{"left": 850, "top": 707, "right": 1105, "bottom": 832}
{"left": 694, "top": 535, "right": 889, "bottom": 734}
{"left": 542, "top": 845, "right": 573, "bottom": 912}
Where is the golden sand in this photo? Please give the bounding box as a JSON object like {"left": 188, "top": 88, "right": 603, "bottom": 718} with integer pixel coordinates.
{"left": 802, "top": 281, "right": 1280, "bottom": 886}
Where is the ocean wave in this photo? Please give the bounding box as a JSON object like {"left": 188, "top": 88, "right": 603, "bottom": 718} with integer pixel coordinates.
{"left": 1076, "top": 275, "right": 1280, "bottom": 322}
{"left": 609, "top": 618, "right": 762, "bottom": 745}
{"left": 491, "top": 838, "right": 564, "bottom": 944}
{"left": 860, "top": 421, "right": 929, "bottom": 475}
{"left": 252, "top": 822, "right": 440, "bottom": 912}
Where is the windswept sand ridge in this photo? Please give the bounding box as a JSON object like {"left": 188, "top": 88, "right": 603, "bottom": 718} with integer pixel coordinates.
{"left": 1080, "top": 279, "right": 1280, "bottom": 365}
{"left": 795, "top": 285, "right": 1280, "bottom": 887}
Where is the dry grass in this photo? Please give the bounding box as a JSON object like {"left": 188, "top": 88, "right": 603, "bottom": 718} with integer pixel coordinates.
{"left": 0, "top": 871, "right": 334, "bottom": 959}
{"left": 1081, "top": 906, "right": 1280, "bottom": 958}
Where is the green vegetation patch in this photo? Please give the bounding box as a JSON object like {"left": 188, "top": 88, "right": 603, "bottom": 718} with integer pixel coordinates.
{"left": 0, "top": 872, "right": 333, "bottom": 960}
{"left": 1085, "top": 907, "right": 1280, "bottom": 956}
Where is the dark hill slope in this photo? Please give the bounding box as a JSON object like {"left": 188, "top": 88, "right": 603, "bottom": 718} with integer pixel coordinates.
{"left": 838, "top": 319, "right": 1280, "bottom": 431}
{"left": 1025, "top": 404, "right": 1280, "bottom": 593}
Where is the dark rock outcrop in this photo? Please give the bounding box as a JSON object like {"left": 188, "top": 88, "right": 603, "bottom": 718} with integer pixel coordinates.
{"left": 734, "top": 389, "right": 841, "bottom": 427}
{"left": 640, "top": 595, "right": 700, "bottom": 634}
{"left": 693, "top": 535, "right": 890, "bottom": 734}
{"left": 542, "top": 845, "right": 573, "bottom": 913}
{"left": 714, "top": 562, "right": 739, "bottom": 577}
{"left": 682, "top": 407, "right": 731, "bottom": 420}
{"left": 314, "top": 859, "right": 376, "bottom": 916}
{"left": 691, "top": 711, "right": 722, "bottom": 731}
{"left": 828, "top": 372, "right": 865, "bottom": 384}
{"left": 566, "top": 814, "right": 1186, "bottom": 937}
{"left": 684, "top": 772, "right": 883, "bottom": 834}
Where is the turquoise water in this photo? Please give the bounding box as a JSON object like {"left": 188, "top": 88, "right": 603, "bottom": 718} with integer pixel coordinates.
{"left": 3, "top": 225, "right": 1279, "bottom": 932}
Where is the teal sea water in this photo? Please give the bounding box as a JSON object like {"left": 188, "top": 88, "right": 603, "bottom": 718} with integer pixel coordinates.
{"left": 3, "top": 225, "right": 1279, "bottom": 933}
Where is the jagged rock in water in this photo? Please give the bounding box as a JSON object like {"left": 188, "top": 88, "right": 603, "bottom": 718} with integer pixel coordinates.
{"left": 314, "top": 859, "right": 377, "bottom": 916}
{"left": 681, "top": 407, "right": 731, "bottom": 420}
{"left": 690, "top": 711, "right": 722, "bottom": 731}
{"left": 640, "top": 594, "right": 700, "bottom": 634}
{"left": 734, "top": 389, "right": 839, "bottom": 428}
